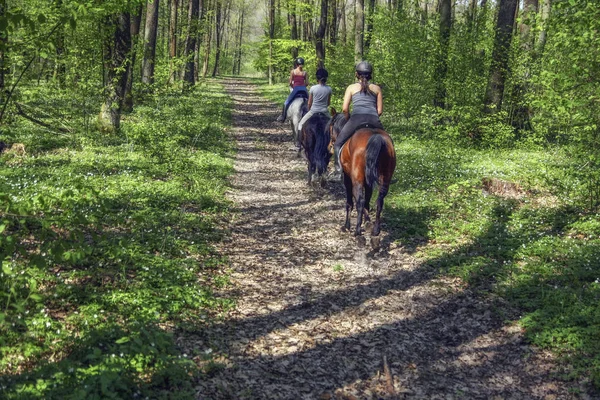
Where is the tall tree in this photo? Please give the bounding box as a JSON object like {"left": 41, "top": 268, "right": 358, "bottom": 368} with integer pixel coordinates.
{"left": 268, "top": 0, "right": 275, "bottom": 84}
{"left": 98, "top": 12, "right": 131, "bottom": 133}
{"left": 315, "top": 0, "right": 328, "bottom": 68}
{"left": 329, "top": 0, "right": 338, "bottom": 45}
{"left": 168, "top": 0, "right": 178, "bottom": 83}
{"left": 124, "top": 4, "right": 143, "bottom": 112}
{"left": 54, "top": 0, "right": 66, "bottom": 88}
{"left": 537, "top": 0, "right": 551, "bottom": 55}
{"left": 355, "top": 0, "right": 365, "bottom": 61}
{"left": 211, "top": 0, "right": 222, "bottom": 77}
{"left": 201, "top": 0, "right": 213, "bottom": 78}
{"left": 364, "top": 0, "right": 375, "bottom": 52}
{"left": 484, "top": 0, "right": 519, "bottom": 112}
{"left": 0, "top": 0, "right": 7, "bottom": 93}
{"left": 142, "top": 0, "right": 160, "bottom": 85}
{"left": 433, "top": 0, "right": 451, "bottom": 108}
{"left": 290, "top": 0, "right": 299, "bottom": 58}
{"left": 181, "top": 0, "right": 200, "bottom": 84}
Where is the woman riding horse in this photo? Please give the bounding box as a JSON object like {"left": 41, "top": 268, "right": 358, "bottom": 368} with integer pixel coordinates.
{"left": 333, "top": 61, "right": 384, "bottom": 161}
{"left": 276, "top": 57, "right": 309, "bottom": 122}
{"left": 297, "top": 68, "right": 332, "bottom": 134}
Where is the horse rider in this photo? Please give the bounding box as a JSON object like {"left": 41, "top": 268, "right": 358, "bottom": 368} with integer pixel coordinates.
{"left": 297, "top": 67, "right": 332, "bottom": 135}
{"left": 276, "top": 57, "right": 309, "bottom": 122}
{"left": 333, "top": 61, "right": 384, "bottom": 164}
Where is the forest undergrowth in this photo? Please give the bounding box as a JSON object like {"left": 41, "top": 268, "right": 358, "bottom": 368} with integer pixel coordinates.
{"left": 259, "top": 79, "right": 600, "bottom": 392}
{"left": 0, "top": 80, "right": 235, "bottom": 399}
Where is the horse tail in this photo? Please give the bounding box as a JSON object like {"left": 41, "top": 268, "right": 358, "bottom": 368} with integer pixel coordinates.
{"left": 313, "top": 115, "right": 331, "bottom": 175}
{"left": 365, "top": 133, "right": 385, "bottom": 187}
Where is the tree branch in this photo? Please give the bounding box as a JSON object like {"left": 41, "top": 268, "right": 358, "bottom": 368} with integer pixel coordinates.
{"left": 14, "top": 102, "right": 71, "bottom": 134}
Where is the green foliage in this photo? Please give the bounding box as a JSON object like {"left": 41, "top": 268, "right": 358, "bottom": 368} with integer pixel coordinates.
{"left": 0, "top": 80, "right": 234, "bottom": 398}
{"left": 386, "top": 136, "right": 600, "bottom": 389}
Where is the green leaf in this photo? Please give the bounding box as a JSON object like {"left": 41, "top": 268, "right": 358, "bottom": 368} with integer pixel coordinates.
{"left": 2, "top": 261, "right": 13, "bottom": 276}
{"left": 115, "top": 336, "right": 130, "bottom": 344}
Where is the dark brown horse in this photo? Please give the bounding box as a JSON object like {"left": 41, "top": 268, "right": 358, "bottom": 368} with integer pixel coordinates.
{"left": 328, "top": 108, "right": 396, "bottom": 236}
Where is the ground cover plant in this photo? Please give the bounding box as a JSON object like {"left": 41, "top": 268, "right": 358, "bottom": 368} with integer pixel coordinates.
{"left": 0, "top": 80, "right": 235, "bottom": 399}
{"left": 385, "top": 136, "right": 600, "bottom": 391}
{"left": 254, "top": 77, "right": 600, "bottom": 391}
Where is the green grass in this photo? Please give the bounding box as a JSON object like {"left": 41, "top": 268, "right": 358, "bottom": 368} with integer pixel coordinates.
{"left": 385, "top": 136, "right": 600, "bottom": 389}
{"left": 0, "top": 80, "right": 235, "bottom": 398}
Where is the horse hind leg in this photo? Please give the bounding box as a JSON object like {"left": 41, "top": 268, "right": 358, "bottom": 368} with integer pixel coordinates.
{"left": 343, "top": 173, "right": 353, "bottom": 231}
{"left": 363, "top": 184, "right": 373, "bottom": 224}
{"left": 353, "top": 182, "right": 365, "bottom": 236}
{"left": 372, "top": 184, "right": 389, "bottom": 237}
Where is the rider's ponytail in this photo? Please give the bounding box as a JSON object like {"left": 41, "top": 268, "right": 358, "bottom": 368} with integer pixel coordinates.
{"left": 357, "top": 72, "right": 374, "bottom": 95}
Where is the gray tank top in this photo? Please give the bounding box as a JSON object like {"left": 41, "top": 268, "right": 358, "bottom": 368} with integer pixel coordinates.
{"left": 351, "top": 91, "right": 378, "bottom": 116}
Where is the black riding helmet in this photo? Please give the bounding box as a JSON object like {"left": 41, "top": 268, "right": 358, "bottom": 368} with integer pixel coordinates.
{"left": 295, "top": 57, "right": 305, "bottom": 66}
{"left": 355, "top": 61, "right": 373, "bottom": 74}
{"left": 316, "top": 68, "right": 328, "bottom": 81}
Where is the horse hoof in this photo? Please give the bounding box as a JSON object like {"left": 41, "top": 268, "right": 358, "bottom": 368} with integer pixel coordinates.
{"left": 356, "top": 235, "right": 366, "bottom": 247}
{"left": 370, "top": 236, "right": 380, "bottom": 250}
{"left": 341, "top": 226, "right": 348, "bottom": 232}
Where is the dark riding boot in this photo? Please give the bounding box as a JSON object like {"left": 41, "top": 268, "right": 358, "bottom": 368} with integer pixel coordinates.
{"left": 276, "top": 105, "right": 286, "bottom": 122}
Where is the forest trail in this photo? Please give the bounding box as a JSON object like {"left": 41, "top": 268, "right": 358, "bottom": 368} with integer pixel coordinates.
{"left": 185, "top": 78, "right": 578, "bottom": 399}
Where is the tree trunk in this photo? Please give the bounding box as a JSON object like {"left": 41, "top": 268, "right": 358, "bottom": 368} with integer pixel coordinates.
{"left": 315, "top": 0, "right": 328, "bottom": 68}
{"left": 235, "top": 7, "right": 244, "bottom": 75}
{"left": 99, "top": 13, "right": 131, "bottom": 133}
{"left": 168, "top": 0, "right": 178, "bottom": 83}
{"left": 211, "top": 0, "right": 222, "bottom": 77}
{"left": 142, "top": 0, "right": 160, "bottom": 85}
{"left": 340, "top": 0, "right": 346, "bottom": 44}
{"left": 433, "top": 0, "right": 451, "bottom": 108}
{"left": 290, "top": 1, "right": 298, "bottom": 58}
{"left": 0, "top": 0, "right": 8, "bottom": 93}
{"left": 355, "top": 0, "right": 364, "bottom": 61}
{"left": 268, "top": 0, "right": 275, "bottom": 84}
{"left": 484, "top": 0, "right": 519, "bottom": 112}
{"left": 181, "top": 0, "right": 200, "bottom": 84}
{"left": 364, "top": 0, "right": 375, "bottom": 52}
{"left": 53, "top": 0, "right": 66, "bottom": 88}
{"left": 124, "top": 5, "right": 143, "bottom": 112}
{"left": 201, "top": 0, "right": 213, "bottom": 78}
{"left": 537, "top": 0, "right": 551, "bottom": 56}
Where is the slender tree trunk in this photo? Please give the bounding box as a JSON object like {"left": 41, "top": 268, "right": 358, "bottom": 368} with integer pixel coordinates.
{"left": 201, "top": 0, "right": 213, "bottom": 78}
{"left": 168, "top": 0, "right": 178, "bottom": 83}
{"left": 484, "top": 0, "right": 519, "bottom": 112}
{"left": 433, "top": 0, "right": 451, "bottom": 108}
{"left": 315, "top": 0, "right": 328, "bottom": 68}
{"left": 211, "top": 0, "right": 222, "bottom": 77}
{"left": 268, "top": 0, "right": 275, "bottom": 84}
{"left": 364, "top": 0, "right": 375, "bottom": 52}
{"left": 355, "top": 0, "right": 364, "bottom": 61}
{"left": 142, "top": 0, "right": 160, "bottom": 84}
{"left": 53, "top": 0, "right": 66, "bottom": 88}
{"left": 99, "top": 13, "right": 131, "bottom": 133}
{"left": 0, "top": 0, "right": 8, "bottom": 93}
{"left": 537, "top": 0, "right": 551, "bottom": 56}
{"left": 340, "top": 0, "right": 346, "bottom": 44}
{"left": 181, "top": 0, "right": 200, "bottom": 84}
{"left": 329, "top": 0, "right": 338, "bottom": 44}
{"left": 290, "top": 1, "right": 298, "bottom": 58}
{"left": 124, "top": 5, "right": 143, "bottom": 112}
{"left": 235, "top": 7, "right": 244, "bottom": 75}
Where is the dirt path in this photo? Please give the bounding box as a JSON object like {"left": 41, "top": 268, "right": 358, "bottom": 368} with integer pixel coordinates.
{"left": 185, "top": 78, "right": 582, "bottom": 399}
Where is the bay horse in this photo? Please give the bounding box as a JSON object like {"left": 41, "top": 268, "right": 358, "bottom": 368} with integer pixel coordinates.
{"left": 300, "top": 112, "right": 331, "bottom": 187}
{"left": 328, "top": 108, "right": 396, "bottom": 237}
